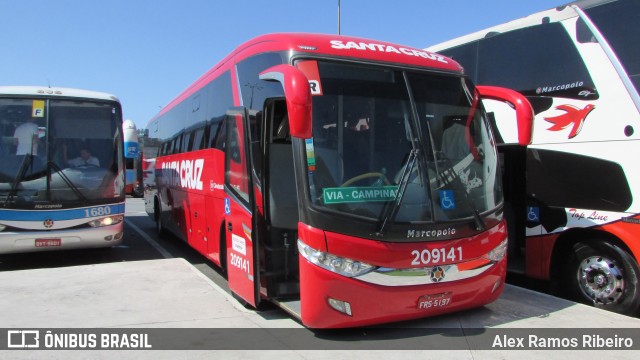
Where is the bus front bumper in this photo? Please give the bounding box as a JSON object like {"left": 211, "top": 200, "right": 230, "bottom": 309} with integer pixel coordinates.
{"left": 298, "top": 254, "right": 506, "bottom": 328}
{"left": 0, "top": 223, "right": 124, "bottom": 254}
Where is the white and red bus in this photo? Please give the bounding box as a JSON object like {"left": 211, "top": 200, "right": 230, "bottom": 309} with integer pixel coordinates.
{"left": 144, "top": 33, "right": 533, "bottom": 328}
{"left": 428, "top": 0, "right": 640, "bottom": 315}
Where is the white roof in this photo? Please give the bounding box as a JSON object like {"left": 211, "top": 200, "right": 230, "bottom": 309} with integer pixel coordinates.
{"left": 0, "top": 86, "right": 119, "bottom": 103}
{"left": 427, "top": 5, "right": 579, "bottom": 52}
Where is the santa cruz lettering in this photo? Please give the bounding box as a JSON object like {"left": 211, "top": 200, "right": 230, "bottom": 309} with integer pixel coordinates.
{"left": 161, "top": 159, "right": 204, "bottom": 190}
{"left": 330, "top": 40, "right": 448, "bottom": 63}
{"left": 536, "top": 81, "right": 584, "bottom": 94}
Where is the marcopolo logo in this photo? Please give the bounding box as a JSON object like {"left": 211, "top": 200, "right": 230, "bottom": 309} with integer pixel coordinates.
{"left": 536, "top": 81, "right": 584, "bottom": 95}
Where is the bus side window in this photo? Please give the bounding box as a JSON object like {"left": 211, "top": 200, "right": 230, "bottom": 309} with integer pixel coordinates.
{"left": 214, "top": 121, "right": 227, "bottom": 150}
{"left": 208, "top": 121, "right": 220, "bottom": 149}
{"left": 174, "top": 135, "right": 182, "bottom": 154}
{"left": 181, "top": 132, "right": 192, "bottom": 153}
{"left": 192, "top": 128, "right": 205, "bottom": 151}
{"left": 160, "top": 141, "right": 169, "bottom": 156}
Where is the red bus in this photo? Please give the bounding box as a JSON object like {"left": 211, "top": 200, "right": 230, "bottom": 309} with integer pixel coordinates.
{"left": 144, "top": 33, "right": 533, "bottom": 328}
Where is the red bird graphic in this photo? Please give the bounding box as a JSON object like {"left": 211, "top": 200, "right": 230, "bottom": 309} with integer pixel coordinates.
{"left": 544, "top": 104, "right": 595, "bottom": 139}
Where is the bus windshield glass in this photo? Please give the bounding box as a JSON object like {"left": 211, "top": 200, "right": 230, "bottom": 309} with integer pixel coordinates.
{"left": 0, "top": 98, "right": 124, "bottom": 207}
{"left": 305, "top": 60, "right": 501, "bottom": 225}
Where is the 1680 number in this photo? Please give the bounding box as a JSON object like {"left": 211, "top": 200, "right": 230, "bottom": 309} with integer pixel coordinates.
{"left": 84, "top": 206, "right": 112, "bottom": 218}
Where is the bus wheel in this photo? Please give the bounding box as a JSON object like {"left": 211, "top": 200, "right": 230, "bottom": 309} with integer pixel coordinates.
{"left": 155, "top": 201, "right": 167, "bottom": 238}
{"left": 132, "top": 187, "right": 144, "bottom": 198}
{"left": 565, "top": 240, "right": 640, "bottom": 316}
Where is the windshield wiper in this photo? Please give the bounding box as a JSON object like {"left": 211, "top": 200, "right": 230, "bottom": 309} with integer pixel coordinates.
{"left": 48, "top": 161, "right": 88, "bottom": 202}
{"left": 4, "top": 155, "right": 34, "bottom": 207}
{"left": 375, "top": 148, "right": 419, "bottom": 237}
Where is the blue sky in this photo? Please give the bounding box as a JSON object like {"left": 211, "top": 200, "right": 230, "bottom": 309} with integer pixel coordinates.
{"left": 1, "top": 0, "right": 561, "bottom": 130}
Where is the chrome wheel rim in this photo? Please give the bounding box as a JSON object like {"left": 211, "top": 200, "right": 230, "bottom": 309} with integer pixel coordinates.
{"left": 577, "top": 255, "right": 625, "bottom": 305}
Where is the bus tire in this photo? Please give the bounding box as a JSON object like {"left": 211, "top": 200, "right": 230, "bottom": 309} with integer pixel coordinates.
{"left": 564, "top": 239, "right": 640, "bottom": 316}
{"left": 132, "top": 187, "right": 144, "bottom": 198}
{"left": 154, "top": 200, "right": 168, "bottom": 238}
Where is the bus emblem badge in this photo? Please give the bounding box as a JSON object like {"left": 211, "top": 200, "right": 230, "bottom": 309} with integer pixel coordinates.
{"left": 430, "top": 266, "right": 446, "bottom": 282}
{"left": 43, "top": 219, "right": 54, "bottom": 228}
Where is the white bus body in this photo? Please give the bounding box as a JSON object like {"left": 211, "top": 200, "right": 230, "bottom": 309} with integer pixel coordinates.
{"left": 0, "top": 86, "right": 126, "bottom": 254}
{"left": 428, "top": 0, "right": 640, "bottom": 315}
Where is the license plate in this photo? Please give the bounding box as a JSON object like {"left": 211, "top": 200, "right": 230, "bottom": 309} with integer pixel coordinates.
{"left": 35, "top": 239, "right": 62, "bottom": 248}
{"left": 417, "top": 292, "right": 453, "bottom": 310}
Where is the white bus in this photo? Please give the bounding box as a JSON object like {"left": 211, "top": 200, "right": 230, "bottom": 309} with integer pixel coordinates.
{"left": 123, "top": 119, "right": 143, "bottom": 197}
{"left": 0, "top": 86, "right": 125, "bottom": 254}
{"left": 428, "top": 0, "right": 640, "bottom": 315}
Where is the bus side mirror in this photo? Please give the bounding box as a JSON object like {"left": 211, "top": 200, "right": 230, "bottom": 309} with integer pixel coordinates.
{"left": 259, "top": 65, "right": 313, "bottom": 139}
{"left": 477, "top": 85, "right": 534, "bottom": 146}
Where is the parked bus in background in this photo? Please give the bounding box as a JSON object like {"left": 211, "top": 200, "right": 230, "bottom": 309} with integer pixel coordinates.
{"left": 144, "top": 33, "right": 533, "bottom": 328}
{"left": 139, "top": 130, "right": 160, "bottom": 191}
{"left": 428, "top": 0, "right": 640, "bottom": 315}
{"left": 0, "top": 86, "right": 125, "bottom": 253}
{"left": 123, "top": 119, "right": 143, "bottom": 197}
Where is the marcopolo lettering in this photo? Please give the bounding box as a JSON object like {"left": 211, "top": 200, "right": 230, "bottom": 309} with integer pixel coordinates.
{"left": 330, "top": 40, "right": 448, "bottom": 63}
{"left": 161, "top": 159, "right": 204, "bottom": 190}
{"left": 407, "top": 228, "right": 456, "bottom": 239}
{"left": 536, "top": 81, "right": 584, "bottom": 94}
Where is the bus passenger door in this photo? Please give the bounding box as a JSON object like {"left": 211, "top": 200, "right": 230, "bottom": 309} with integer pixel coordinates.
{"left": 223, "top": 107, "right": 259, "bottom": 307}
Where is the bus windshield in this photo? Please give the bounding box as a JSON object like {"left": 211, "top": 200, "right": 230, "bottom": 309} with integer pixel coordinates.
{"left": 306, "top": 61, "right": 501, "bottom": 226}
{"left": 0, "top": 98, "right": 124, "bottom": 207}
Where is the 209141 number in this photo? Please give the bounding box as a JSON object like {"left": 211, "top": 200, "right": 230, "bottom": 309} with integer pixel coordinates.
{"left": 230, "top": 253, "right": 251, "bottom": 274}
{"left": 411, "top": 247, "right": 462, "bottom": 266}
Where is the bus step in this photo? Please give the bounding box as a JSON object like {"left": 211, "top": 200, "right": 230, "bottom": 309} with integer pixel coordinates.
{"left": 273, "top": 299, "right": 302, "bottom": 320}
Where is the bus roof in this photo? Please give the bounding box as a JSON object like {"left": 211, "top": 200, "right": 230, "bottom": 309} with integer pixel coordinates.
{"left": 232, "top": 33, "right": 460, "bottom": 70}
{"left": 0, "top": 86, "right": 120, "bottom": 102}
{"left": 426, "top": 0, "right": 611, "bottom": 52}
{"left": 150, "top": 32, "right": 462, "bottom": 126}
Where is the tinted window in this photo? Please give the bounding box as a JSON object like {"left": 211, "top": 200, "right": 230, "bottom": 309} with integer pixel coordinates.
{"left": 214, "top": 121, "right": 226, "bottom": 150}
{"left": 150, "top": 71, "right": 233, "bottom": 148}
{"left": 236, "top": 53, "right": 285, "bottom": 111}
{"left": 443, "top": 41, "right": 478, "bottom": 81}
{"left": 192, "top": 128, "right": 205, "bottom": 151}
{"left": 181, "top": 132, "right": 192, "bottom": 153}
{"left": 586, "top": 0, "right": 640, "bottom": 94}
{"left": 526, "top": 148, "right": 632, "bottom": 211}
{"left": 442, "top": 23, "right": 598, "bottom": 100}
{"left": 203, "top": 71, "right": 234, "bottom": 124}
{"left": 208, "top": 122, "right": 220, "bottom": 149}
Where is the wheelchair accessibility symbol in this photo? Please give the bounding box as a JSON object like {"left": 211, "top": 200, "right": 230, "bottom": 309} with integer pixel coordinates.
{"left": 527, "top": 206, "right": 540, "bottom": 223}
{"left": 224, "top": 198, "right": 231, "bottom": 215}
{"left": 439, "top": 190, "right": 456, "bottom": 210}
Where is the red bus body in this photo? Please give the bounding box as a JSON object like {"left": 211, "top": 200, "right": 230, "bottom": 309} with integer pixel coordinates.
{"left": 145, "top": 33, "right": 533, "bottom": 328}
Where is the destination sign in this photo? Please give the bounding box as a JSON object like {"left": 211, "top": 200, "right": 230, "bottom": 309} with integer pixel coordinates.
{"left": 322, "top": 186, "right": 399, "bottom": 204}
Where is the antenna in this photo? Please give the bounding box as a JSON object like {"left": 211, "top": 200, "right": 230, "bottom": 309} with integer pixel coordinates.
{"left": 338, "top": 0, "right": 341, "bottom": 35}
{"left": 47, "top": 79, "right": 51, "bottom": 88}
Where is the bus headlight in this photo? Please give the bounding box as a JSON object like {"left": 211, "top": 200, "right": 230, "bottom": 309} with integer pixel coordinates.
{"left": 298, "top": 240, "right": 376, "bottom": 277}
{"left": 0, "top": 224, "right": 6, "bottom": 232}
{"left": 483, "top": 239, "right": 508, "bottom": 262}
{"left": 88, "top": 215, "right": 124, "bottom": 228}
